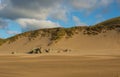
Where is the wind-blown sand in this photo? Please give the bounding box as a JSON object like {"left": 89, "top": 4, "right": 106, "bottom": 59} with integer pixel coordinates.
{"left": 0, "top": 54, "right": 120, "bottom": 77}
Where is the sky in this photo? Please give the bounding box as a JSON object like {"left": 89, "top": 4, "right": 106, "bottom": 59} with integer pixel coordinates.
{"left": 0, "top": 0, "right": 120, "bottom": 38}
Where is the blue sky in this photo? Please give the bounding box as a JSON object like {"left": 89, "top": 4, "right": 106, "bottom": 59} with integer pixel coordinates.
{"left": 0, "top": 0, "right": 120, "bottom": 38}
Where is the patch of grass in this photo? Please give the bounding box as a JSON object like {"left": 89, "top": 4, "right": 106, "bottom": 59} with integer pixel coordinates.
{"left": 50, "top": 27, "right": 85, "bottom": 41}
{"left": 82, "top": 16, "right": 120, "bottom": 35}
{"left": 96, "top": 17, "right": 120, "bottom": 26}
{"left": 28, "top": 30, "right": 40, "bottom": 41}
{"left": 7, "top": 35, "right": 19, "bottom": 44}
{"left": 51, "top": 28, "right": 66, "bottom": 41}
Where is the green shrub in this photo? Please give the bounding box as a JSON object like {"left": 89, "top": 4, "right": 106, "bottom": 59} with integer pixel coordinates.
{"left": 51, "top": 28, "right": 66, "bottom": 41}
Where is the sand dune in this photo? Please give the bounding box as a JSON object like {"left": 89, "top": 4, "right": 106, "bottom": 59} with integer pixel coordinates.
{"left": 0, "top": 30, "right": 120, "bottom": 55}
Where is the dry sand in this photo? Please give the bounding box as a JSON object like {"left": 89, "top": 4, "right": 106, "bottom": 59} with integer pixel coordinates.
{"left": 0, "top": 54, "right": 120, "bottom": 77}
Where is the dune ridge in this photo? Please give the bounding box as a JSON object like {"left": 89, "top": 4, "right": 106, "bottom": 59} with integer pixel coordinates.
{"left": 0, "top": 17, "right": 120, "bottom": 55}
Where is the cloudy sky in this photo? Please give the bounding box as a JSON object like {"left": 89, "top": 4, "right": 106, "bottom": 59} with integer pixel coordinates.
{"left": 0, "top": 0, "right": 120, "bottom": 38}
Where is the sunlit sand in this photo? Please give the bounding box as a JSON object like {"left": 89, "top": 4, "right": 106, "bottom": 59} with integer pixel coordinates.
{"left": 0, "top": 54, "right": 120, "bottom": 77}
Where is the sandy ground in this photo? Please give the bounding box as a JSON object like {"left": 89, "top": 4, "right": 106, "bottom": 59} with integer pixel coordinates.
{"left": 0, "top": 55, "right": 120, "bottom": 77}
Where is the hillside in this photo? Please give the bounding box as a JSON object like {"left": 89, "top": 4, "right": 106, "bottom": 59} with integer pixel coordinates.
{"left": 0, "top": 17, "right": 120, "bottom": 54}
{"left": 0, "top": 38, "right": 6, "bottom": 46}
{"left": 95, "top": 17, "right": 120, "bottom": 26}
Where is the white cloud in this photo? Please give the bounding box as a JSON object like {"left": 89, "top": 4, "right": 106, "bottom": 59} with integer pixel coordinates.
{"left": 0, "top": 0, "right": 8, "bottom": 10}
{"left": 0, "top": 18, "right": 8, "bottom": 29}
{"left": 0, "top": 0, "right": 115, "bottom": 21}
{"left": 50, "top": 5, "right": 68, "bottom": 21}
{"left": 16, "top": 18, "right": 61, "bottom": 32}
{"left": 95, "top": 14, "right": 103, "bottom": 19}
{"left": 73, "top": 16, "right": 87, "bottom": 26}
{"left": 0, "top": 0, "right": 114, "bottom": 21}
{"left": 69, "top": 0, "right": 97, "bottom": 10}
{"left": 6, "top": 30, "right": 20, "bottom": 35}
{"left": 69, "top": 0, "right": 113, "bottom": 11}
{"left": 117, "top": 0, "right": 120, "bottom": 3}
{"left": 100, "top": 0, "right": 113, "bottom": 6}
{"left": 116, "top": 0, "right": 120, "bottom": 7}
{"left": 0, "top": 0, "right": 63, "bottom": 20}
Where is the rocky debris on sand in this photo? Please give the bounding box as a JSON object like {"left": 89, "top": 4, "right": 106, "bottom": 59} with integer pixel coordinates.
{"left": 28, "top": 48, "right": 41, "bottom": 54}
{"left": 28, "top": 47, "right": 71, "bottom": 54}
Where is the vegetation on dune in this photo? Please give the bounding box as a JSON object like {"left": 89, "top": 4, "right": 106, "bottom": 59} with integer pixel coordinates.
{"left": 96, "top": 17, "right": 120, "bottom": 26}
{"left": 5, "top": 24, "right": 120, "bottom": 44}
{"left": 50, "top": 26, "right": 86, "bottom": 41}
{"left": 28, "top": 30, "right": 40, "bottom": 41}
{"left": 83, "top": 24, "right": 120, "bottom": 35}
{"left": 64, "top": 26, "right": 85, "bottom": 37}
{"left": 51, "top": 28, "right": 65, "bottom": 41}
{"left": 7, "top": 35, "right": 19, "bottom": 44}
{"left": 83, "top": 17, "right": 120, "bottom": 35}
{"left": 0, "top": 38, "right": 6, "bottom": 46}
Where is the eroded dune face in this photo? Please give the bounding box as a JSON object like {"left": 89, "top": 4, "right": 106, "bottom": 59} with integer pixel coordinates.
{"left": 0, "top": 28, "right": 120, "bottom": 55}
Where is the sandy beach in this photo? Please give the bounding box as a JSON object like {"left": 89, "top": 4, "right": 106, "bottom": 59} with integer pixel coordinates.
{"left": 0, "top": 54, "right": 120, "bottom": 77}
